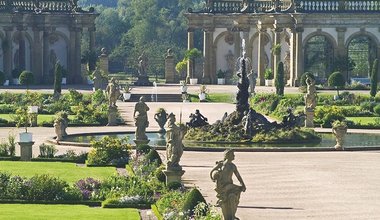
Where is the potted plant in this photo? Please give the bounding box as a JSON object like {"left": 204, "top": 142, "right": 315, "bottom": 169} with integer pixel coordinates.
{"left": 264, "top": 68, "right": 274, "bottom": 86}
{"left": 198, "top": 84, "right": 208, "bottom": 102}
{"left": 217, "top": 69, "right": 226, "bottom": 85}
{"left": 61, "top": 67, "right": 68, "bottom": 85}
{"left": 180, "top": 80, "right": 188, "bottom": 93}
{"left": 184, "top": 48, "right": 202, "bottom": 84}
{"left": 14, "top": 107, "right": 32, "bottom": 142}
{"left": 122, "top": 84, "right": 132, "bottom": 101}
{"left": 332, "top": 120, "right": 348, "bottom": 150}
{"left": 12, "top": 68, "right": 22, "bottom": 85}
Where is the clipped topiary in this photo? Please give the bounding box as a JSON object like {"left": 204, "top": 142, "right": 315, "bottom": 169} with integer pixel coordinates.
{"left": 275, "top": 61, "right": 284, "bottom": 95}
{"left": 0, "top": 70, "right": 5, "bottom": 85}
{"left": 54, "top": 61, "right": 63, "bottom": 98}
{"left": 136, "top": 144, "right": 151, "bottom": 154}
{"left": 182, "top": 188, "right": 208, "bottom": 216}
{"left": 146, "top": 149, "right": 162, "bottom": 165}
{"left": 300, "top": 72, "right": 315, "bottom": 87}
{"left": 19, "top": 71, "right": 34, "bottom": 89}
{"left": 328, "top": 71, "right": 345, "bottom": 97}
{"left": 370, "top": 59, "right": 378, "bottom": 98}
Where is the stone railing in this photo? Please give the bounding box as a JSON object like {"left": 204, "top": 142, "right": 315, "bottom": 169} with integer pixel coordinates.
{"left": 0, "top": 0, "right": 81, "bottom": 13}
{"left": 295, "top": 0, "right": 380, "bottom": 12}
{"left": 194, "top": 0, "right": 380, "bottom": 13}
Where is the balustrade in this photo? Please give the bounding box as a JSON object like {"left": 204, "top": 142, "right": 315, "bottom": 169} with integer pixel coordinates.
{"left": 201, "top": 0, "right": 380, "bottom": 13}
{"left": 0, "top": 0, "right": 76, "bottom": 12}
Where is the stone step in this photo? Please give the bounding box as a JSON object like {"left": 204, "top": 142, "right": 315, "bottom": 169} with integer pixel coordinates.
{"left": 127, "top": 93, "right": 183, "bottom": 102}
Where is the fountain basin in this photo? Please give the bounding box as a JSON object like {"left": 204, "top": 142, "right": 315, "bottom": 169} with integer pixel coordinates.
{"left": 49, "top": 131, "right": 380, "bottom": 152}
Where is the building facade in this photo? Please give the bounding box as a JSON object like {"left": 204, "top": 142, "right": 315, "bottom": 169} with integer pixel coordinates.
{"left": 0, "top": 0, "right": 97, "bottom": 84}
{"left": 185, "top": 0, "right": 380, "bottom": 86}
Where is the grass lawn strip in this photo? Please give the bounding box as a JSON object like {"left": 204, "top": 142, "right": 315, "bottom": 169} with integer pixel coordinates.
{"left": 0, "top": 204, "right": 140, "bottom": 220}
{"left": 0, "top": 161, "right": 116, "bottom": 184}
{"left": 346, "top": 117, "right": 380, "bottom": 125}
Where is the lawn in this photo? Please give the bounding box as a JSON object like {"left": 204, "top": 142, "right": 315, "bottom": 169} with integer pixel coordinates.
{"left": 346, "top": 117, "right": 380, "bottom": 125}
{"left": 0, "top": 161, "right": 116, "bottom": 184}
{"left": 0, "top": 204, "right": 140, "bottom": 220}
{"left": 0, "top": 114, "right": 75, "bottom": 125}
{"left": 188, "top": 93, "right": 235, "bottom": 103}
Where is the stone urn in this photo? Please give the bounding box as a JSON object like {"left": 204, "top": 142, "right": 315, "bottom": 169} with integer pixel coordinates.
{"left": 332, "top": 121, "right": 347, "bottom": 150}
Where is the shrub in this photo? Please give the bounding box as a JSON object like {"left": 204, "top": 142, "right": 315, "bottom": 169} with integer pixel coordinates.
{"left": 374, "top": 104, "right": 380, "bottom": 116}
{"left": 54, "top": 62, "right": 63, "bottom": 96}
{"left": 75, "top": 177, "right": 101, "bottom": 200}
{"left": 264, "top": 68, "right": 273, "bottom": 80}
{"left": 328, "top": 71, "right": 345, "bottom": 96}
{"left": 11, "top": 68, "right": 22, "bottom": 79}
{"left": 91, "top": 89, "right": 106, "bottom": 106}
{"left": 62, "top": 186, "right": 83, "bottom": 201}
{"left": 299, "top": 72, "right": 315, "bottom": 87}
{"left": 182, "top": 188, "right": 207, "bottom": 216}
{"left": 370, "top": 59, "right": 379, "bottom": 97}
{"left": 156, "top": 190, "right": 186, "bottom": 218}
{"left": 39, "top": 144, "right": 58, "bottom": 158}
{"left": 360, "top": 101, "right": 377, "bottom": 113}
{"left": 7, "top": 133, "right": 16, "bottom": 157}
{"left": 275, "top": 62, "right": 285, "bottom": 95}
{"left": 167, "top": 181, "right": 182, "bottom": 190}
{"left": 146, "top": 149, "right": 162, "bottom": 165}
{"left": 87, "top": 136, "right": 130, "bottom": 166}
{"left": 136, "top": 144, "right": 151, "bottom": 155}
{"left": 315, "top": 106, "right": 345, "bottom": 127}
{"left": 19, "top": 71, "right": 34, "bottom": 87}
{"left": 0, "top": 104, "right": 16, "bottom": 114}
{"left": 26, "top": 174, "right": 68, "bottom": 201}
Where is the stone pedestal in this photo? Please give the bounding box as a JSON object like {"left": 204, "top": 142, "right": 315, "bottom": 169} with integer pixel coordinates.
{"left": 18, "top": 142, "right": 34, "bottom": 161}
{"left": 304, "top": 109, "right": 314, "bottom": 128}
{"left": 165, "top": 55, "right": 176, "bottom": 83}
{"left": 134, "top": 76, "right": 153, "bottom": 86}
{"left": 163, "top": 169, "right": 185, "bottom": 185}
{"left": 107, "top": 106, "right": 118, "bottom": 126}
{"left": 99, "top": 56, "right": 109, "bottom": 74}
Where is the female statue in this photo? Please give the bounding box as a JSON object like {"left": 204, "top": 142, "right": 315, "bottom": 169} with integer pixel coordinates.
{"left": 210, "top": 149, "right": 246, "bottom": 220}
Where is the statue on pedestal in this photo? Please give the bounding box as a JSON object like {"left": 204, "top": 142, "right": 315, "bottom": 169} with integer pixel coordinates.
{"left": 134, "top": 96, "right": 150, "bottom": 141}
{"left": 54, "top": 111, "right": 69, "bottom": 141}
{"left": 166, "top": 113, "right": 186, "bottom": 170}
{"left": 210, "top": 149, "right": 246, "bottom": 220}
{"left": 138, "top": 52, "right": 148, "bottom": 77}
{"left": 106, "top": 78, "right": 120, "bottom": 107}
{"left": 304, "top": 75, "right": 317, "bottom": 110}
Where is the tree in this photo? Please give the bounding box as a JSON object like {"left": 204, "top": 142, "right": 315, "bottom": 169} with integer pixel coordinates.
{"left": 54, "top": 61, "right": 63, "bottom": 99}
{"left": 370, "top": 59, "right": 379, "bottom": 97}
{"left": 328, "top": 71, "right": 345, "bottom": 97}
{"left": 275, "top": 62, "right": 285, "bottom": 95}
{"left": 19, "top": 71, "right": 34, "bottom": 89}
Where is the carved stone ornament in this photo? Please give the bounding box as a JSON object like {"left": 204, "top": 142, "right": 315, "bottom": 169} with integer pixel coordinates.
{"left": 224, "top": 31, "right": 234, "bottom": 45}
{"left": 49, "top": 34, "right": 59, "bottom": 45}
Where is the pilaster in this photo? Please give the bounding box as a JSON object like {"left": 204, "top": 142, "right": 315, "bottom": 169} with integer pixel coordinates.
{"left": 203, "top": 27, "right": 214, "bottom": 84}
{"left": 3, "top": 27, "right": 13, "bottom": 80}
{"left": 295, "top": 27, "right": 304, "bottom": 84}
{"left": 32, "top": 26, "right": 43, "bottom": 83}
{"left": 187, "top": 28, "right": 194, "bottom": 83}
{"left": 257, "top": 28, "right": 267, "bottom": 85}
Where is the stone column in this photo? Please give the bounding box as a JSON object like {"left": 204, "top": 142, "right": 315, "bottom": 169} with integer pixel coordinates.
{"left": 336, "top": 27, "right": 348, "bottom": 80}
{"left": 3, "top": 27, "right": 13, "bottom": 80}
{"left": 98, "top": 48, "right": 109, "bottom": 74}
{"left": 273, "top": 28, "right": 282, "bottom": 82}
{"left": 257, "top": 28, "right": 267, "bottom": 85}
{"left": 89, "top": 27, "right": 96, "bottom": 54}
{"left": 289, "top": 28, "right": 297, "bottom": 86}
{"left": 17, "top": 27, "right": 26, "bottom": 71}
{"left": 42, "top": 28, "right": 50, "bottom": 83}
{"left": 203, "top": 28, "right": 214, "bottom": 84}
{"left": 32, "top": 27, "right": 43, "bottom": 83}
{"left": 74, "top": 28, "right": 83, "bottom": 84}
{"left": 233, "top": 30, "right": 241, "bottom": 60}
{"left": 295, "top": 27, "right": 304, "bottom": 84}
{"left": 19, "top": 142, "right": 34, "bottom": 161}
{"left": 187, "top": 28, "right": 194, "bottom": 83}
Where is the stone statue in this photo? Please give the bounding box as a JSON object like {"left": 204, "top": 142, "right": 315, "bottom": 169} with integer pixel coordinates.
{"left": 304, "top": 76, "right": 317, "bottom": 110}
{"left": 154, "top": 108, "right": 168, "bottom": 133}
{"left": 186, "top": 109, "right": 209, "bottom": 128}
{"left": 105, "top": 77, "right": 120, "bottom": 107}
{"left": 134, "top": 96, "right": 150, "bottom": 141}
{"left": 54, "top": 111, "right": 69, "bottom": 141}
{"left": 92, "top": 67, "right": 107, "bottom": 90}
{"left": 166, "top": 113, "right": 186, "bottom": 170}
{"left": 210, "top": 149, "right": 246, "bottom": 220}
{"left": 138, "top": 52, "right": 148, "bottom": 76}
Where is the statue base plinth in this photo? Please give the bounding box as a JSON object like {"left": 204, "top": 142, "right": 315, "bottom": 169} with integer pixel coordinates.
{"left": 133, "top": 139, "right": 150, "bottom": 147}
{"left": 107, "top": 106, "right": 118, "bottom": 126}
{"left": 18, "top": 142, "right": 34, "bottom": 161}
{"left": 134, "top": 76, "right": 153, "bottom": 86}
{"left": 163, "top": 168, "right": 185, "bottom": 185}
{"left": 304, "top": 108, "right": 314, "bottom": 128}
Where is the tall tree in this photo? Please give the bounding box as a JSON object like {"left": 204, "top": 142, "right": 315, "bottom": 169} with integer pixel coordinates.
{"left": 370, "top": 59, "right": 379, "bottom": 97}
